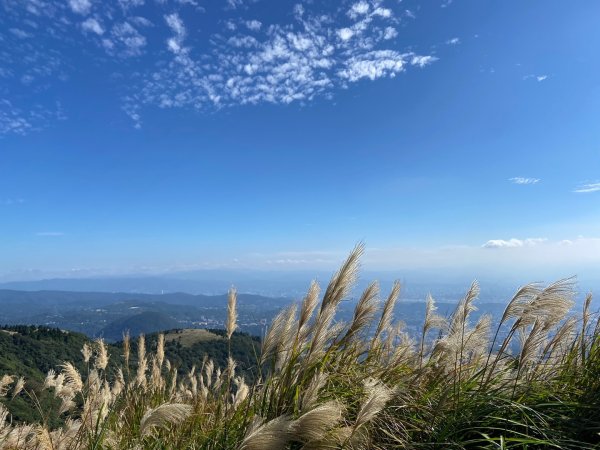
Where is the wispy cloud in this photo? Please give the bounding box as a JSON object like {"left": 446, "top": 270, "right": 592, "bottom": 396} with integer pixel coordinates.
{"left": 446, "top": 37, "right": 460, "bottom": 45}
{"left": 36, "top": 231, "right": 65, "bottom": 237}
{"left": 523, "top": 74, "right": 548, "bottom": 82}
{"left": 102, "top": 22, "right": 147, "bottom": 57}
{"left": 68, "top": 0, "right": 92, "bottom": 15}
{"left": 164, "top": 13, "right": 186, "bottom": 54}
{"left": 2, "top": 0, "right": 438, "bottom": 132}
{"left": 573, "top": 182, "right": 600, "bottom": 193}
{"left": 245, "top": 20, "right": 262, "bottom": 31}
{"left": 123, "top": 1, "right": 437, "bottom": 127}
{"left": 482, "top": 238, "right": 547, "bottom": 249}
{"left": 509, "top": 177, "right": 540, "bottom": 185}
{"left": 0, "top": 100, "right": 64, "bottom": 136}
{"left": 81, "top": 18, "right": 104, "bottom": 35}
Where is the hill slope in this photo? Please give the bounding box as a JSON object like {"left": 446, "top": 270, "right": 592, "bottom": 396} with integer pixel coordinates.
{"left": 0, "top": 325, "right": 260, "bottom": 425}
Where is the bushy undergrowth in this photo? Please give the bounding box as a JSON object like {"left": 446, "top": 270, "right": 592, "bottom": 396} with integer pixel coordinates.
{"left": 1, "top": 244, "right": 599, "bottom": 449}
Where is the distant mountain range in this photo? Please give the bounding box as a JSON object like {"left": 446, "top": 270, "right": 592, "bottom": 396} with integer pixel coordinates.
{"left": 0, "top": 289, "right": 290, "bottom": 340}
{"left": 0, "top": 271, "right": 538, "bottom": 302}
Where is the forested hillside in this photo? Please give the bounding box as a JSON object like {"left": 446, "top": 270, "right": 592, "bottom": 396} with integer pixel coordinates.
{"left": 0, "top": 325, "right": 259, "bottom": 425}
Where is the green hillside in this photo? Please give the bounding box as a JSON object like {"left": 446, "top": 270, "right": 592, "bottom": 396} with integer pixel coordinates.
{"left": 99, "top": 311, "right": 181, "bottom": 341}
{"left": 0, "top": 325, "right": 260, "bottom": 426}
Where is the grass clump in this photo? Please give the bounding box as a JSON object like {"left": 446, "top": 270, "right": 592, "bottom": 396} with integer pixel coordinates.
{"left": 1, "top": 243, "right": 599, "bottom": 449}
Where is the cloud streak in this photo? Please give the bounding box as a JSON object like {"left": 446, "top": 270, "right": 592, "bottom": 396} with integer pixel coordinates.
{"left": 573, "top": 182, "right": 600, "bottom": 193}
{"left": 509, "top": 177, "right": 540, "bottom": 185}
{"left": 482, "top": 238, "right": 547, "bottom": 249}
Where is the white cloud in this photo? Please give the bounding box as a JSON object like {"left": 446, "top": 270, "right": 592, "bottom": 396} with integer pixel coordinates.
{"left": 104, "top": 22, "right": 146, "bottom": 57}
{"left": 523, "top": 74, "right": 548, "bottom": 82}
{"left": 383, "top": 27, "right": 397, "bottom": 40}
{"left": 337, "top": 28, "right": 354, "bottom": 41}
{"left": 411, "top": 55, "right": 438, "bottom": 67}
{"left": 245, "top": 20, "right": 262, "bottom": 31}
{"left": 0, "top": 99, "right": 63, "bottom": 136}
{"left": 573, "top": 182, "right": 600, "bottom": 193}
{"left": 446, "top": 37, "right": 460, "bottom": 45}
{"left": 373, "top": 7, "right": 392, "bottom": 18}
{"left": 165, "top": 13, "right": 186, "bottom": 54}
{"left": 81, "top": 18, "right": 104, "bottom": 35}
{"left": 348, "top": 1, "right": 370, "bottom": 19}
{"left": 340, "top": 50, "right": 407, "bottom": 81}
{"left": 509, "top": 177, "right": 540, "bottom": 185}
{"left": 68, "top": 0, "right": 92, "bottom": 15}
{"left": 482, "top": 238, "right": 547, "bottom": 249}
{"left": 1, "top": 0, "right": 438, "bottom": 131}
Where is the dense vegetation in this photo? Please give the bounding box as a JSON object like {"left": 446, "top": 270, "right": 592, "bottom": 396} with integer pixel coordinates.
{"left": 0, "top": 326, "right": 259, "bottom": 428}
{"left": 1, "top": 244, "right": 599, "bottom": 449}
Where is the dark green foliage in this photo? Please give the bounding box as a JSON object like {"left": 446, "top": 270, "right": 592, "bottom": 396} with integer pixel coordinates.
{"left": 99, "top": 312, "right": 180, "bottom": 341}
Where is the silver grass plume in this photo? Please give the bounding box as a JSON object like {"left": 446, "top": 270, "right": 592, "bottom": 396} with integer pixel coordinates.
{"left": 35, "top": 425, "right": 54, "bottom": 450}
{"left": 501, "top": 283, "right": 542, "bottom": 324}
{"left": 298, "top": 281, "right": 321, "bottom": 345}
{"left": 156, "top": 333, "right": 165, "bottom": 369}
{"left": 81, "top": 343, "right": 92, "bottom": 364}
{"left": 60, "top": 363, "right": 83, "bottom": 393}
{"left": 232, "top": 376, "right": 249, "bottom": 409}
{"left": 94, "top": 338, "right": 109, "bottom": 371}
{"left": 519, "top": 278, "right": 575, "bottom": 328}
{"left": 204, "top": 360, "right": 214, "bottom": 389}
{"left": 260, "top": 306, "right": 291, "bottom": 364}
{"left": 123, "top": 330, "right": 131, "bottom": 368}
{"left": 275, "top": 303, "right": 299, "bottom": 371}
{"left": 518, "top": 319, "right": 547, "bottom": 370}
{"left": 227, "top": 287, "right": 238, "bottom": 340}
{"left": 431, "top": 282, "right": 479, "bottom": 365}
{"left": 543, "top": 316, "right": 577, "bottom": 364}
{"left": 137, "top": 334, "right": 147, "bottom": 387}
{"left": 139, "top": 403, "right": 192, "bottom": 437}
{"left": 463, "top": 314, "right": 491, "bottom": 362}
{"left": 391, "top": 331, "right": 417, "bottom": 366}
{"left": 373, "top": 281, "right": 401, "bottom": 345}
{"left": 341, "top": 281, "right": 380, "bottom": 344}
{"left": 423, "top": 293, "right": 446, "bottom": 336}
{"left": 290, "top": 400, "right": 345, "bottom": 443}
{"left": 580, "top": 293, "right": 593, "bottom": 363}
{"left": 0, "top": 375, "right": 14, "bottom": 397}
{"left": 227, "top": 356, "right": 237, "bottom": 381}
{"left": 44, "top": 370, "right": 56, "bottom": 389}
{"left": 448, "top": 280, "right": 480, "bottom": 338}
{"left": 320, "top": 243, "right": 364, "bottom": 314}
{"left": 238, "top": 415, "right": 294, "bottom": 450}
{"left": 301, "top": 371, "right": 328, "bottom": 412}
{"left": 306, "top": 304, "right": 338, "bottom": 367}
{"left": 419, "top": 293, "right": 446, "bottom": 366}
{"left": 11, "top": 377, "right": 25, "bottom": 399}
{"left": 354, "top": 378, "right": 394, "bottom": 431}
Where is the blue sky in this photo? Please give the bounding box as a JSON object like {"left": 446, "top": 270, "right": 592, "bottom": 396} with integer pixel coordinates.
{"left": 1, "top": 0, "right": 599, "bottom": 281}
